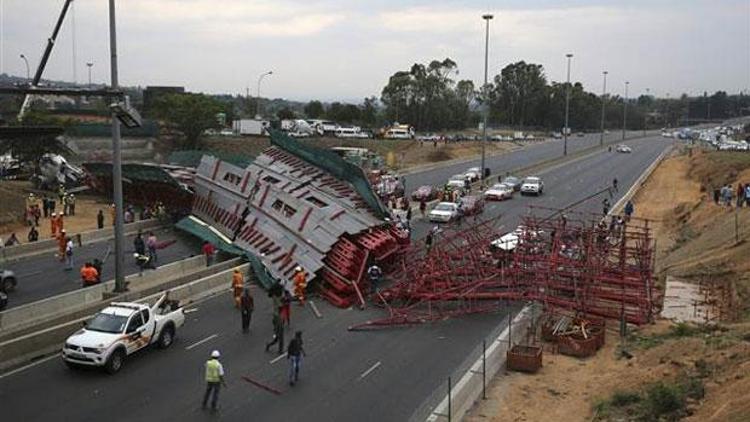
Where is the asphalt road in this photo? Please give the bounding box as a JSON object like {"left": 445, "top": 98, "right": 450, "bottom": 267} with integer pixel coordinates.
{"left": 2, "top": 227, "right": 201, "bottom": 308}
{"left": 0, "top": 133, "right": 674, "bottom": 422}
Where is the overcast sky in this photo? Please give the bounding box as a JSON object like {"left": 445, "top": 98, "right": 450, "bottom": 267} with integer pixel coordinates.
{"left": 1, "top": 0, "right": 748, "bottom": 101}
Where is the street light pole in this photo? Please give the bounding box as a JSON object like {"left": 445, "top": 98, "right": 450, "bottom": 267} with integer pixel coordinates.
{"left": 481, "top": 13, "right": 493, "bottom": 189}
{"left": 86, "top": 62, "right": 93, "bottom": 87}
{"left": 643, "top": 88, "right": 650, "bottom": 137}
{"left": 599, "top": 71, "right": 607, "bottom": 147}
{"left": 19, "top": 54, "right": 29, "bottom": 80}
{"left": 109, "top": 0, "right": 126, "bottom": 293}
{"left": 622, "top": 81, "right": 629, "bottom": 141}
{"left": 256, "top": 70, "right": 273, "bottom": 118}
{"left": 563, "top": 53, "right": 573, "bottom": 156}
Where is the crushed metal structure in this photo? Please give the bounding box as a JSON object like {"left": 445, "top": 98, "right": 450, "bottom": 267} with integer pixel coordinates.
{"left": 191, "top": 130, "right": 402, "bottom": 308}
{"left": 352, "top": 208, "right": 661, "bottom": 329}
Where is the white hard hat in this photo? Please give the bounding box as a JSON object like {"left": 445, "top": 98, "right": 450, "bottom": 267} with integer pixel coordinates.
{"left": 211, "top": 350, "right": 220, "bottom": 358}
{"left": 133, "top": 253, "right": 140, "bottom": 258}
{"left": 295, "top": 266, "right": 303, "bottom": 272}
{"left": 52, "top": 212, "right": 56, "bottom": 216}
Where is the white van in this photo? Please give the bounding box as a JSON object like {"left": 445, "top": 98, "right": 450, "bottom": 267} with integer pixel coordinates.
{"left": 385, "top": 128, "right": 412, "bottom": 140}
{"left": 335, "top": 127, "right": 370, "bottom": 138}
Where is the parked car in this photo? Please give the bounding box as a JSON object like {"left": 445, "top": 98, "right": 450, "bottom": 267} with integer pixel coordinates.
{"left": 520, "top": 176, "right": 544, "bottom": 196}
{"left": 459, "top": 195, "right": 485, "bottom": 216}
{"left": 411, "top": 185, "right": 438, "bottom": 202}
{"left": 484, "top": 183, "right": 514, "bottom": 201}
{"left": 62, "top": 294, "right": 185, "bottom": 374}
{"left": 429, "top": 202, "right": 460, "bottom": 223}
{"left": 550, "top": 132, "right": 562, "bottom": 139}
{"left": 446, "top": 174, "right": 469, "bottom": 190}
{"left": 615, "top": 144, "right": 632, "bottom": 153}
{"left": 502, "top": 176, "right": 523, "bottom": 191}
{"left": 464, "top": 167, "right": 481, "bottom": 182}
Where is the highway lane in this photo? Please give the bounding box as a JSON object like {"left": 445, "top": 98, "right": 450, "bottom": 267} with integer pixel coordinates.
{"left": 2, "top": 227, "right": 201, "bottom": 309}
{"left": 0, "top": 134, "right": 674, "bottom": 422}
{"left": 403, "top": 130, "right": 660, "bottom": 194}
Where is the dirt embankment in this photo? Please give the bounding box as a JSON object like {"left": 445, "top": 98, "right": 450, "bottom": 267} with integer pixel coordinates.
{"left": 467, "top": 147, "right": 750, "bottom": 422}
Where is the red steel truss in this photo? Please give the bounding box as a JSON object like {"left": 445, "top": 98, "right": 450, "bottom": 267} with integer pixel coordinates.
{"left": 350, "top": 208, "right": 661, "bottom": 330}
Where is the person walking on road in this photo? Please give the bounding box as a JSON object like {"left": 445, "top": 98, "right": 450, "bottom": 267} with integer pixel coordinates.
{"left": 134, "top": 231, "right": 146, "bottom": 256}
{"left": 57, "top": 229, "right": 67, "bottom": 261}
{"left": 240, "top": 287, "right": 254, "bottom": 333}
{"left": 146, "top": 231, "right": 158, "bottom": 262}
{"left": 97, "top": 209, "right": 105, "bottom": 229}
{"left": 202, "top": 350, "right": 226, "bottom": 412}
{"left": 265, "top": 313, "right": 285, "bottom": 355}
{"left": 64, "top": 237, "right": 74, "bottom": 271}
{"left": 231, "top": 269, "right": 244, "bottom": 308}
{"left": 202, "top": 241, "right": 216, "bottom": 267}
{"left": 287, "top": 331, "right": 306, "bottom": 386}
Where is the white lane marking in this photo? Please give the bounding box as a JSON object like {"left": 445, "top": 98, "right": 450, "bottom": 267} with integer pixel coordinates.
{"left": 359, "top": 361, "right": 381, "bottom": 380}
{"left": 0, "top": 354, "right": 59, "bottom": 380}
{"left": 183, "top": 308, "right": 198, "bottom": 314}
{"left": 269, "top": 352, "right": 287, "bottom": 364}
{"left": 185, "top": 334, "right": 218, "bottom": 350}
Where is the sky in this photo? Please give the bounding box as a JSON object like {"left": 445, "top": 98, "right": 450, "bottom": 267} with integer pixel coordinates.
{"left": 0, "top": 0, "right": 748, "bottom": 102}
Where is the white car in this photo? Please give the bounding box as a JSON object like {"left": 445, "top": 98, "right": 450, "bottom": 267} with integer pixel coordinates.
{"left": 484, "top": 183, "right": 513, "bottom": 201}
{"left": 62, "top": 294, "right": 185, "bottom": 374}
{"left": 615, "top": 144, "right": 632, "bottom": 153}
{"left": 520, "top": 176, "right": 544, "bottom": 196}
{"left": 446, "top": 175, "right": 468, "bottom": 190}
{"left": 429, "top": 202, "right": 459, "bottom": 223}
{"left": 464, "top": 167, "right": 481, "bottom": 182}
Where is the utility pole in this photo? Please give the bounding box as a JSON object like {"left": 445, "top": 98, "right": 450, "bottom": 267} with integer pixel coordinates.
{"left": 256, "top": 71, "right": 273, "bottom": 118}
{"left": 481, "top": 13, "right": 493, "bottom": 189}
{"left": 599, "top": 71, "right": 607, "bottom": 146}
{"left": 19, "top": 54, "right": 30, "bottom": 80}
{"left": 86, "top": 62, "right": 93, "bottom": 87}
{"left": 563, "top": 53, "right": 573, "bottom": 156}
{"left": 109, "top": 0, "right": 126, "bottom": 293}
{"left": 643, "top": 88, "right": 649, "bottom": 137}
{"left": 622, "top": 81, "right": 629, "bottom": 141}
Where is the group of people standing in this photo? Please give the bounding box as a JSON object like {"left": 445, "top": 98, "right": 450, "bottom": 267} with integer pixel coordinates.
{"left": 713, "top": 183, "right": 750, "bottom": 208}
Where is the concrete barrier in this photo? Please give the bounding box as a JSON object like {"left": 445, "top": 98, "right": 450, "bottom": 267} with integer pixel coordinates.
{"left": 0, "top": 263, "right": 250, "bottom": 373}
{"left": 0, "top": 255, "right": 207, "bottom": 336}
{"left": 0, "top": 218, "right": 163, "bottom": 262}
{"left": 423, "top": 305, "right": 537, "bottom": 422}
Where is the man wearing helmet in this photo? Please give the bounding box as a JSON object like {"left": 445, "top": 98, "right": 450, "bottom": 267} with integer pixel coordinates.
{"left": 292, "top": 266, "right": 307, "bottom": 306}
{"left": 202, "top": 350, "right": 226, "bottom": 412}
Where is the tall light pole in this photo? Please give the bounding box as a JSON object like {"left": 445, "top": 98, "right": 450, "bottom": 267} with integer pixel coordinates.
{"left": 109, "top": 0, "right": 126, "bottom": 293}
{"left": 86, "top": 62, "right": 93, "bottom": 87}
{"left": 643, "top": 88, "right": 650, "bottom": 137}
{"left": 563, "top": 53, "right": 573, "bottom": 156}
{"left": 19, "top": 54, "right": 30, "bottom": 80}
{"left": 256, "top": 70, "right": 273, "bottom": 118}
{"left": 599, "top": 71, "right": 608, "bottom": 146}
{"left": 622, "top": 81, "right": 629, "bottom": 140}
{"left": 481, "top": 13, "right": 493, "bottom": 189}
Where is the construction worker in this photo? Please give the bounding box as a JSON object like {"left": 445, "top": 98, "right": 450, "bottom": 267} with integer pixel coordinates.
{"left": 57, "top": 213, "right": 64, "bottom": 233}
{"left": 50, "top": 212, "right": 58, "bottom": 238}
{"left": 292, "top": 267, "right": 307, "bottom": 306}
{"left": 240, "top": 287, "right": 254, "bottom": 333}
{"left": 287, "top": 331, "right": 306, "bottom": 386}
{"left": 201, "top": 350, "right": 226, "bottom": 412}
{"left": 265, "top": 313, "right": 284, "bottom": 355}
{"left": 231, "top": 269, "right": 244, "bottom": 308}
{"left": 57, "top": 229, "right": 67, "bottom": 261}
{"left": 80, "top": 262, "right": 99, "bottom": 287}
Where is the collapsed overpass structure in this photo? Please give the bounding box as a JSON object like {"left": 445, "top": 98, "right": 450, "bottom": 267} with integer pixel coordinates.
{"left": 189, "top": 131, "right": 403, "bottom": 308}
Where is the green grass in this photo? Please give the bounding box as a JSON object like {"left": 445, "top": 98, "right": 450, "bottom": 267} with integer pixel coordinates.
{"left": 593, "top": 377, "right": 704, "bottom": 421}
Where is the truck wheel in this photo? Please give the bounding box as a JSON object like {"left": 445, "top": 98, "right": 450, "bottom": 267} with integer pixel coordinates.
{"left": 2, "top": 277, "right": 16, "bottom": 293}
{"left": 158, "top": 325, "right": 175, "bottom": 349}
{"left": 105, "top": 349, "right": 125, "bottom": 374}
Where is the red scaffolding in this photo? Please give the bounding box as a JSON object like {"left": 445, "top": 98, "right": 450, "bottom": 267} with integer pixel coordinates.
{"left": 350, "top": 208, "right": 661, "bottom": 330}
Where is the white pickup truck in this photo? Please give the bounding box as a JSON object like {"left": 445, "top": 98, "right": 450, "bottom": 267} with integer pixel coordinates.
{"left": 62, "top": 293, "right": 185, "bottom": 374}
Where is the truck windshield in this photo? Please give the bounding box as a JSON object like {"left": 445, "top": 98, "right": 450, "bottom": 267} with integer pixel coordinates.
{"left": 87, "top": 313, "right": 129, "bottom": 334}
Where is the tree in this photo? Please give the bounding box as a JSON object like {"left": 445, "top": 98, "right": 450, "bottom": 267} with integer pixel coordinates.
{"left": 361, "top": 96, "right": 380, "bottom": 127}
{"left": 277, "top": 107, "right": 295, "bottom": 120}
{"left": 490, "top": 61, "right": 547, "bottom": 128}
{"left": 304, "top": 100, "right": 325, "bottom": 118}
{"left": 151, "top": 93, "right": 223, "bottom": 149}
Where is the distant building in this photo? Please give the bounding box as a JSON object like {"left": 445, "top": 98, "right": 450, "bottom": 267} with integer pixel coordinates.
{"left": 143, "top": 86, "right": 185, "bottom": 115}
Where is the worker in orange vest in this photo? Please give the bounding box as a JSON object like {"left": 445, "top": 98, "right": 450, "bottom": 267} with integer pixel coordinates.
{"left": 57, "top": 213, "right": 64, "bottom": 233}
{"left": 292, "top": 267, "right": 307, "bottom": 306}
{"left": 80, "top": 262, "right": 100, "bottom": 287}
{"left": 50, "top": 212, "right": 58, "bottom": 237}
{"left": 57, "top": 229, "right": 67, "bottom": 261}
{"left": 231, "top": 269, "right": 244, "bottom": 308}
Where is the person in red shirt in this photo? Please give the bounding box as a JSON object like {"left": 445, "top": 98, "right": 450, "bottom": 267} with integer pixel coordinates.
{"left": 202, "top": 241, "right": 216, "bottom": 267}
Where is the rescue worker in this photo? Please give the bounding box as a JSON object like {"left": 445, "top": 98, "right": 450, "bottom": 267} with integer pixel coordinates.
{"left": 97, "top": 209, "right": 104, "bottom": 229}
{"left": 287, "top": 331, "right": 306, "bottom": 386}
{"left": 80, "top": 262, "right": 99, "bottom": 287}
{"left": 231, "top": 269, "right": 244, "bottom": 308}
{"left": 202, "top": 350, "right": 226, "bottom": 412}
{"left": 57, "top": 229, "right": 67, "bottom": 261}
{"left": 240, "top": 287, "right": 254, "bottom": 333}
{"left": 57, "top": 213, "right": 64, "bottom": 233}
{"left": 265, "top": 313, "right": 285, "bottom": 355}
{"left": 50, "top": 212, "right": 58, "bottom": 238}
{"left": 292, "top": 267, "right": 307, "bottom": 306}
{"left": 367, "top": 264, "right": 383, "bottom": 294}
